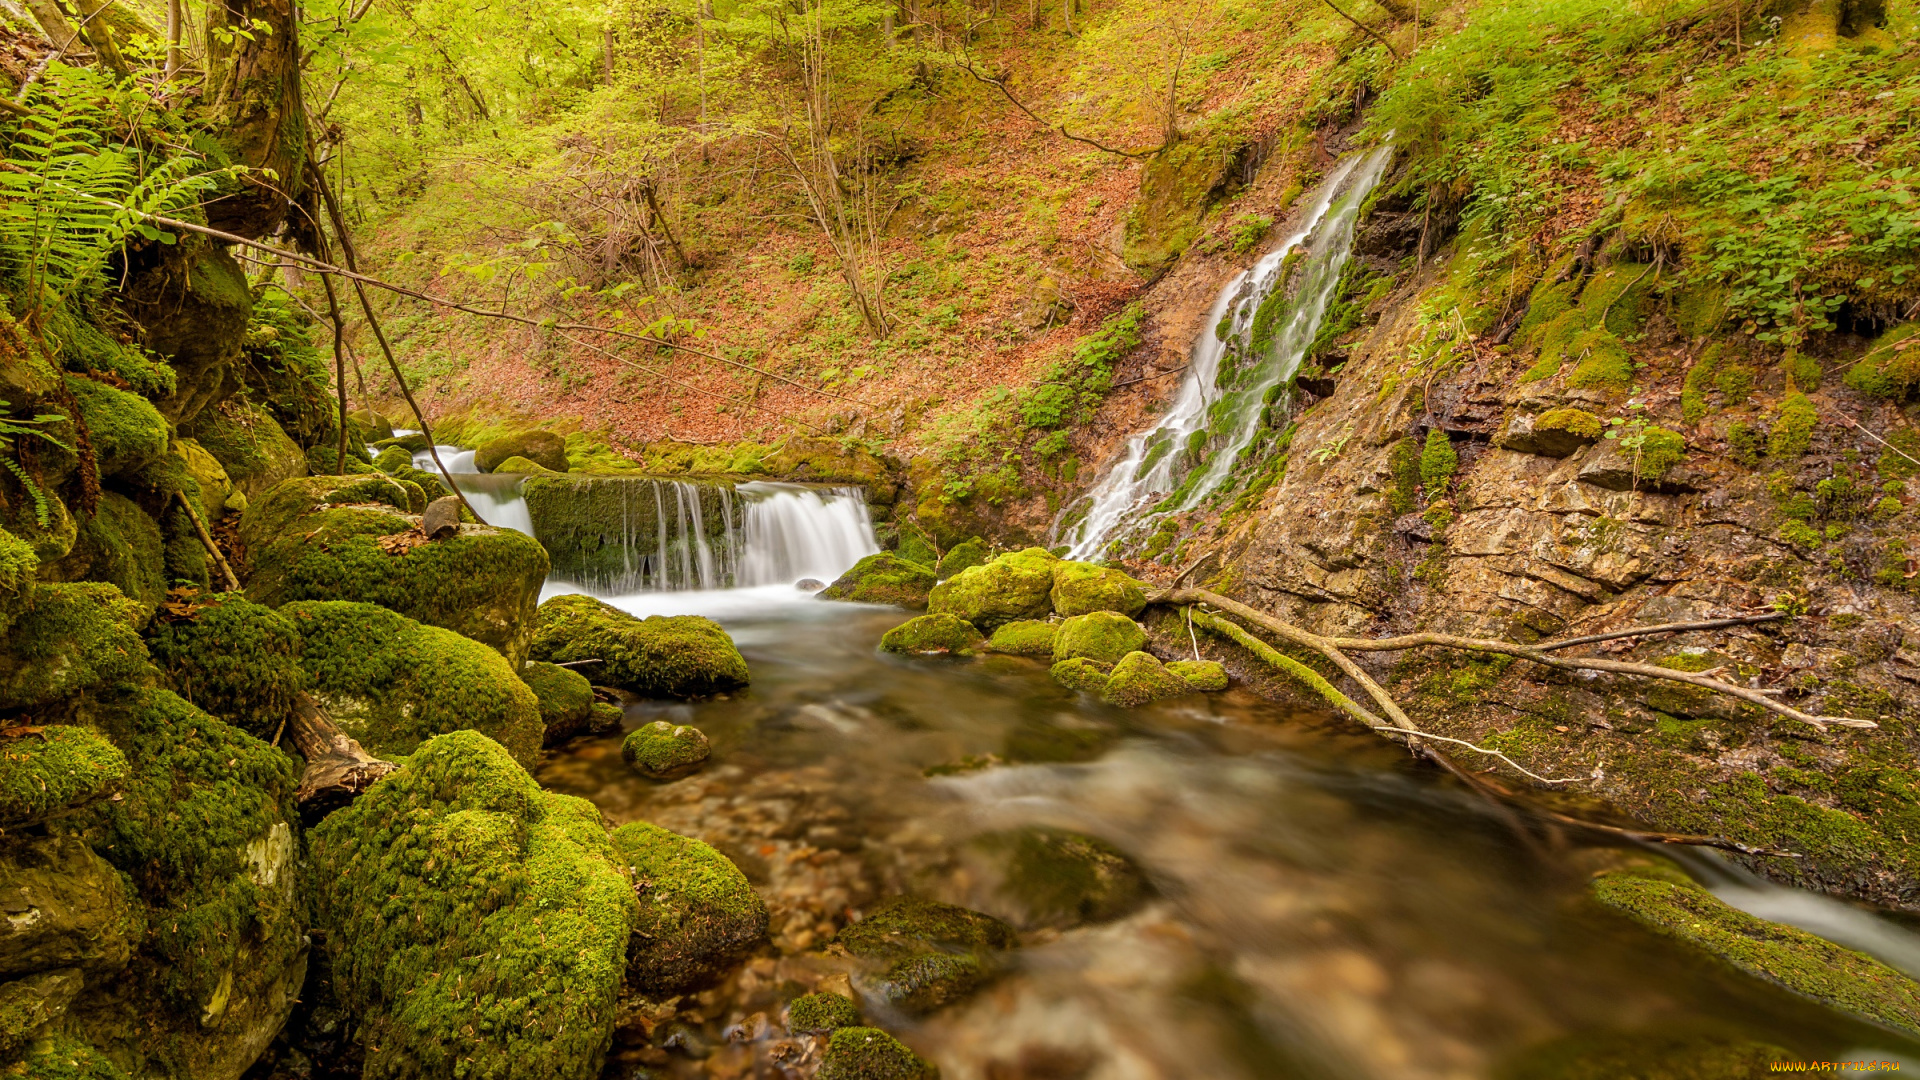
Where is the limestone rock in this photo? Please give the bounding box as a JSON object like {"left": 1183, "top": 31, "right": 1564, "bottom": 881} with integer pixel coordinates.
{"left": 1495, "top": 406, "right": 1603, "bottom": 457}
{"left": 421, "top": 494, "right": 462, "bottom": 539}
{"left": 0, "top": 835, "right": 140, "bottom": 979}
{"left": 529, "top": 594, "right": 750, "bottom": 699}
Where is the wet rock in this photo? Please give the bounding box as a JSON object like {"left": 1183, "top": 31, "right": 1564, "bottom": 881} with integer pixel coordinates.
{"left": 1494, "top": 406, "right": 1602, "bottom": 457}
{"left": 972, "top": 828, "right": 1150, "bottom": 929}
{"left": 786, "top": 991, "right": 863, "bottom": 1033}
{"left": 421, "top": 494, "right": 462, "bottom": 538}
{"left": 1051, "top": 612, "right": 1146, "bottom": 666}
{"left": 1102, "top": 651, "right": 1193, "bottom": 708}
{"left": 0, "top": 835, "right": 140, "bottom": 978}
{"left": 0, "top": 727, "right": 127, "bottom": 828}
{"left": 474, "top": 429, "right": 568, "bottom": 473}
{"left": 819, "top": 1026, "right": 936, "bottom": 1080}
{"left": 371, "top": 432, "right": 431, "bottom": 454}
{"left": 928, "top": 548, "right": 1058, "bottom": 631}
{"left": 146, "top": 594, "right": 306, "bottom": 739}
{"left": 795, "top": 578, "right": 826, "bottom": 592}
{"left": 310, "top": 731, "right": 635, "bottom": 1080}
{"left": 821, "top": 553, "right": 937, "bottom": 608}
{"left": 1165, "top": 659, "right": 1229, "bottom": 692}
{"left": 1048, "top": 657, "right": 1111, "bottom": 694}
{"left": 986, "top": 619, "right": 1057, "bottom": 657}
{"left": 934, "top": 536, "right": 990, "bottom": 580}
{"left": 610, "top": 820, "right": 769, "bottom": 994}
{"left": 835, "top": 896, "right": 1018, "bottom": 1015}
{"left": 879, "top": 614, "right": 987, "bottom": 657}
{"left": 286, "top": 600, "right": 545, "bottom": 769}
{"left": 523, "top": 660, "right": 597, "bottom": 745}
{"left": 623, "top": 720, "right": 713, "bottom": 780}
{"left": 588, "top": 700, "right": 626, "bottom": 734}
{"left": 530, "top": 594, "right": 750, "bottom": 699}
{"left": 1049, "top": 561, "right": 1147, "bottom": 618}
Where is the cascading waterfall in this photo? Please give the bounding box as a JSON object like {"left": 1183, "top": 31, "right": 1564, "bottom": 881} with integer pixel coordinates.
{"left": 734, "top": 481, "right": 881, "bottom": 586}
{"left": 1058, "top": 146, "right": 1394, "bottom": 559}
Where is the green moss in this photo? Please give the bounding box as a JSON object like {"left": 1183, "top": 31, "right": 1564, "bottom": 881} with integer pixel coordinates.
{"left": 985, "top": 619, "right": 1057, "bottom": 657}
{"left": 821, "top": 553, "right": 937, "bottom": 608}
{"left": 1768, "top": 392, "right": 1818, "bottom": 459}
{"left": 0, "top": 725, "right": 128, "bottom": 827}
{"left": 520, "top": 660, "right": 594, "bottom": 744}
{"left": 372, "top": 445, "right": 412, "bottom": 473}
{"left": 529, "top": 594, "right": 749, "bottom": 698}
{"left": 607, "top": 820, "right": 766, "bottom": 993}
{"left": 1846, "top": 331, "right": 1920, "bottom": 400}
{"left": 58, "top": 492, "right": 165, "bottom": 622}
{"left": 1634, "top": 426, "right": 1687, "bottom": 479}
{"left": 620, "top": 720, "right": 711, "bottom": 780}
{"left": 1592, "top": 867, "right": 1920, "bottom": 1036}
{"left": 238, "top": 474, "right": 419, "bottom": 550}
{"left": 818, "top": 1027, "right": 936, "bottom": 1080}
{"left": 145, "top": 595, "right": 306, "bottom": 739}
{"left": 927, "top": 548, "right": 1058, "bottom": 631}
{"left": 1049, "top": 561, "right": 1147, "bottom": 618}
{"left": 589, "top": 700, "right": 623, "bottom": 732}
{"left": 1049, "top": 657, "right": 1111, "bottom": 694}
{"left": 305, "top": 444, "right": 378, "bottom": 476}
{"left": 0, "top": 525, "right": 37, "bottom": 631}
{"left": 1388, "top": 438, "right": 1420, "bottom": 515}
{"left": 185, "top": 399, "right": 304, "bottom": 497}
{"left": 1680, "top": 351, "right": 1716, "bottom": 424}
{"left": 489, "top": 455, "right": 558, "bottom": 475}
{"left": 475, "top": 430, "right": 568, "bottom": 473}
{"left": 880, "top": 613, "right": 987, "bottom": 657}
{"left": 310, "top": 731, "right": 637, "bottom": 1080}
{"left": 519, "top": 476, "right": 732, "bottom": 588}
{"left": 285, "top": 600, "right": 545, "bottom": 769}
{"left": 786, "top": 991, "right": 862, "bottom": 1033}
{"left": 1780, "top": 520, "right": 1822, "bottom": 549}
{"left": 3, "top": 1035, "right": 132, "bottom": 1079}
{"left": 0, "top": 582, "right": 153, "bottom": 710}
{"left": 1563, "top": 329, "right": 1635, "bottom": 390}
{"left": 65, "top": 376, "right": 167, "bottom": 479}
{"left": 1101, "top": 650, "right": 1193, "bottom": 707}
{"left": 1495, "top": 1029, "right": 1787, "bottom": 1080}
{"left": 835, "top": 895, "right": 1018, "bottom": 1015}
{"left": 1165, "top": 659, "right": 1228, "bottom": 691}
{"left": 1783, "top": 349, "right": 1822, "bottom": 391}
{"left": 973, "top": 828, "right": 1148, "bottom": 929}
{"left": 1051, "top": 612, "right": 1146, "bottom": 666}
{"left": 1419, "top": 429, "right": 1458, "bottom": 493}
{"left": 934, "top": 537, "right": 989, "bottom": 579}
{"left": 1535, "top": 407, "right": 1604, "bottom": 441}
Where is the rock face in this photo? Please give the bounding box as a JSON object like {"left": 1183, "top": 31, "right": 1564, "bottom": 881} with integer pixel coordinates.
{"left": 529, "top": 594, "right": 749, "bottom": 699}
{"left": 820, "top": 553, "right": 937, "bottom": 608}
{"left": 474, "top": 430, "right": 569, "bottom": 473}
{"left": 308, "top": 732, "right": 636, "bottom": 1080}
{"left": 609, "top": 821, "right": 768, "bottom": 994}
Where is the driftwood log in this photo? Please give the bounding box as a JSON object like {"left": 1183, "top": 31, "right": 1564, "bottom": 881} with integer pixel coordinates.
{"left": 283, "top": 692, "right": 396, "bottom": 814}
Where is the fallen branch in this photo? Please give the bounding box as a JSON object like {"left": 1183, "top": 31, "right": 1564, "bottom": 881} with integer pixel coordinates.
{"left": 1536, "top": 612, "right": 1788, "bottom": 651}
{"left": 1540, "top": 810, "right": 1801, "bottom": 859}
{"left": 1317, "top": 0, "right": 1403, "bottom": 60}
{"left": 284, "top": 691, "right": 396, "bottom": 811}
{"left": 172, "top": 490, "right": 240, "bottom": 592}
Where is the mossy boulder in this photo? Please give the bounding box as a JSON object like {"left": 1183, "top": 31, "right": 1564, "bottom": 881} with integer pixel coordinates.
{"left": 349, "top": 409, "right": 395, "bottom": 442}
{"left": 927, "top": 548, "right": 1059, "bottom": 631}
{"left": 971, "top": 828, "right": 1149, "bottom": 930}
{"left": 309, "top": 731, "right": 637, "bottom": 1080}
{"left": 621, "top": 720, "right": 712, "bottom": 780}
{"left": 934, "top": 537, "right": 990, "bottom": 580}
{"left": 521, "top": 660, "right": 596, "bottom": 745}
{"left": 46, "top": 493, "right": 166, "bottom": 623}
{"left": 0, "top": 969, "right": 88, "bottom": 1061}
{"left": 819, "top": 1027, "right": 936, "bottom": 1080}
{"left": 609, "top": 820, "right": 768, "bottom": 994}
{"left": 821, "top": 553, "right": 937, "bottom": 608}
{"left": 0, "top": 583, "right": 153, "bottom": 711}
{"left": 5, "top": 1023, "right": 132, "bottom": 1079}
{"left": 986, "top": 619, "right": 1057, "bottom": 657}
{"left": 1051, "top": 612, "right": 1146, "bottom": 666}
{"left": 474, "top": 430, "right": 568, "bottom": 473}
{"left": 1049, "top": 561, "right": 1147, "bottom": 618}
{"left": 145, "top": 596, "right": 306, "bottom": 740}
{"left": 0, "top": 526, "right": 38, "bottom": 635}
{"left": 1165, "top": 659, "right": 1228, "bottom": 692}
{"left": 186, "top": 400, "right": 305, "bottom": 500}
{"left": 0, "top": 726, "right": 128, "bottom": 828}
{"left": 490, "top": 455, "right": 560, "bottom": 475}
{"left": 1049, "top": 657, "right": 1111, "bottom": 694}
{"left": 66, "top": 376, "right": 168, "bottom": 479}
{"left": 371, "top": 432, "right": 431, "bottom": 454}
{"left": 529, "top": 594, "right": 749, "bottom": 699}
{"left": 371, "top": 445, "right": 412, "bottom": 474}
{"left": 1592, "top": 865, "right": 1920, "bottom": 1036}
{"left": 589, "top": 700, "right": 624, "bottom": 733}
{"left": 1496, "top": 407, "right": 1604, "bottom": 457}
{"left": 879, "top": 614, "right": 986, "bottom": 657}
{"left": 0, "top": 834, "right": 141, "bottom": 982}
{"left": 238, "top": 475, "right": 418, "bottom": 551}
{"left": 1102, "top": 651, "right": 1193, "bottom": 708}
{"left": 834, "top": 895, "right": 1018, "bottom": 1015}
{"left": 171, "top": 437, "right": 241, "bottom": 515}
{"left": 0, "top": 493, "right": 76, "bottom": 566}
{"left": 786, "top": 991, "right": 862, "bottom": 1033}
{"left": 286, "top": 600, "right": 544, "bottom": 770}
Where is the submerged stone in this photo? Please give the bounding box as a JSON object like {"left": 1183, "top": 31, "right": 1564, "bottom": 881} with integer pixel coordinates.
{"left": 610, "top": 820, "right": 768, "bottom": 994}
{"left": 474, "top": 429, "right": 568, "bottom": 473}
{"left": 1049, "top": 561, "right": 1147, "bottom": 618}
{"left": 986, "top": 619, "right": 1057, "bottom": 657}
{"left": 1102, "top": 651, "right": 1192, "bottom": 708}
{"left": 879, "top": 614, "right": 986, "bottom": 657}
{"left": 621, "top": 720, "right": 712, "bottom": 780}
{"left": 529, "top": 594, "right": 749, "bottom": 699}
{"left": 927, "top": 548, "right": 1058, "bottom": 631}
{"left": 1165, "top": 659, "right": 1229, "bottom": 692}
{"left": 145, "top": 595, "right": 306, "bottom": 740}
{"left": 835, "top": 895, "right": 1018, "bottom": 1015}
{"left": 786, "top": 991, "right": 863, "bottom": 1033}
{"left": 0, "top": 726, "right": 127, "bottom": 828}
{"left": 1048, "top": 657, "right": 1111, "bottom": 695}
{"left": 821, "top": 552, "right": 938, "bottom": 608}
{"left": 1051, "top": 611, "right": 1146, "bottom": 666}
{"left": 971, "top": 828, "right": 1150, "bottom": 930}
{"left": 309, "top": 731, "right": 636, "bottom": 1080}
{"left": 819, "top": 1027, "right": 936, "bottom": 1080}
{"left": 522, "top": 660, "right": 596, "bottom": 745}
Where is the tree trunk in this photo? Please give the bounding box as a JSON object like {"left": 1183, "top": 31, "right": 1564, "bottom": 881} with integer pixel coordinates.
{"left": 202, "top": 0, "right": 306, "bottom": 236}
{"left": 285, "top": 692, "right": 396, "bottom": 814}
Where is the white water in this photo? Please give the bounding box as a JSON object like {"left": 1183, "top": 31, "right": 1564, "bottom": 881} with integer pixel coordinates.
{"left": 410, "top": 444, "right": 536, "bottom": 536}
{"left": 1059, "top": 146, "right": 1394, "bottom": 559}
{"left": 734, "top": 481, "right": 880, "bottom": 587}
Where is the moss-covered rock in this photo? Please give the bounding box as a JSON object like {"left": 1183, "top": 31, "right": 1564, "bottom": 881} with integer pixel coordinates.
{"left": 0, "top": 833, "right": 141, "bottom": 984}
{"left": 522, "top": 660, "right": 595, "bottom": 745}
{"left": 2, "top": 1033, "right": 132, "bottom": 1079}
{"left": 834, "top": 895, "right": 1018, "bottom": 1015}
{"left": 927, "top": 548, "right": 1058, "bottom": 631}
{"left": 985, "top": 619, "right": 1057, "bottom": 657}
{"left": 1165, "top": 659, "right": 1228, "bottom": 692}
{"left": 589, "top": 700, "right": 624, "bottom": 734}
{"left": 0, "top": 495, "right": 75, "bottom": 568}
{"left": 1592, "top": 865, "right": 1920, "bottom": 1036}
{"left": 171, "top": 437, "right": 241, "bottom": 515}
{"left": 490, "top": 455, "right": 560, "bottom": 475}
{"left": 1051, "top": 612, "right": 1147, "bottom": 666}
{"left": 66, "top": 376, "right": 168, "bottom": 479}
{"left": 185, "top": 400, "right": 305, "bottom": 500}
{"left": 474, "top": 430, "right": 568, "bottom": 473}
{"left": 529, "top": 594, "right": 749, "bottom": 699}
{"left": 145, "top": 595, "right": 306, "bottom": 740}
{"left": 309, "top": 731, "right": 637, "bottom": 1080}
{"left": 971, "top": 828, "right": 1149, "bottom": 930}
{"left": 1496, "top": 407, "right": 1603, "bottom": 457}
{"left": 879, "top": 613, "right": 986, "bottom": 657}
{"left": 46, "top": 493, "right": 166, "bottom": 623}
{"left": 1049, "top": 561, "right": 1147, "bottom": 618}
{"left": 371, "top": 432, "right": 431, "bottom": 453}
{"left": 370, "top": 445, "right": 412, "bottom": 474}
{"left": 0, "top": 726, "right": 128, "bottom": 828}
{"left": 1049, "top": 657, "right": 1111, "bottom": 694}
{"left": 237, "top": 474, "right": 418, "bottom": 552}
{"left": 934, "top": 537, "right": 989, "bottom": 580}
{"left": 621, "top": 720, "right": 712, "bottom": 780}
{"left": 286, "top": 600, "right": 544, "bottom": 770}
{"left": 0, "top": 583, "right": 152, "bottom": 711}
{"left": 821, "top": 553, "right": 937, "bottom": 608}
{"left": 819, "top": 1027, "right": 936, "bottom": 1080}
{"left": 1102, "top": 651, "right": 1193, "bottom": 708}
{"left": 609, "top": 820, "right": 768, "bottom": 994}
{"left": 350, "top": 409, "right": 395, "bottom": 443}
{"left": 786, "top": 991, "right": 862, "bottom": 1033}
{"left": 0, "top": 526, "right": 37, "bottom": 635}
{"left": 0, "top": 968, "right": 87, "bottom": 1061}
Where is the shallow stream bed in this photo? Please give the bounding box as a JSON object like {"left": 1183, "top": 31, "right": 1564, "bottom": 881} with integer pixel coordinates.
{"left": 536, "top": 589, "right": 1920, "bottom": 1079}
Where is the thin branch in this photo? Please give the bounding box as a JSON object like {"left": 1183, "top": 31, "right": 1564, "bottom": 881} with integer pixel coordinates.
{"left": 954, "top": 58, "right": 1164, "bottom": 159}
{"left": 1318, "top": 0, "right": 1403, "bottom": 60}
{"left": 1824, "top": 407, "right": 1920, "bottom": 470}
{"left": 1536, "top": 612, "right": 1788, "bottom": 651}
{"left": 174, "top": 490, "right": 241, "bottom": 591}
{"left": 1540, "top": 810, "right": 1801, "bottom": 859}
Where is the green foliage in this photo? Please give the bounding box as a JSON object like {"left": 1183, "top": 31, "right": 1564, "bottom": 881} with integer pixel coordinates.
{"left": 1768, "top": 391, "right": 1818, "bottom": 459}
{"left": 1017, "top": 304, "right": 1145, "bottom": 430}
{"left": 0, "top": 724, "right": 128, "bottom": 827}
{"left": 1387, "top": 438, "right": 1420, "bottom": 514}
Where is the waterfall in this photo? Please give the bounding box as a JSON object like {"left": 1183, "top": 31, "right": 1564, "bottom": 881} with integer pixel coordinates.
{"left": 1058, "top": 146, "right": 1394, "bottom": 559}
{"left": 734, "top": 481, "right": 880, "bottom": 586}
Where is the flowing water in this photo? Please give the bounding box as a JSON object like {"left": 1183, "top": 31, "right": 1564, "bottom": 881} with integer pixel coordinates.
{"left": 1060, "top": 146, "right": 1394, "bottom": 559}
